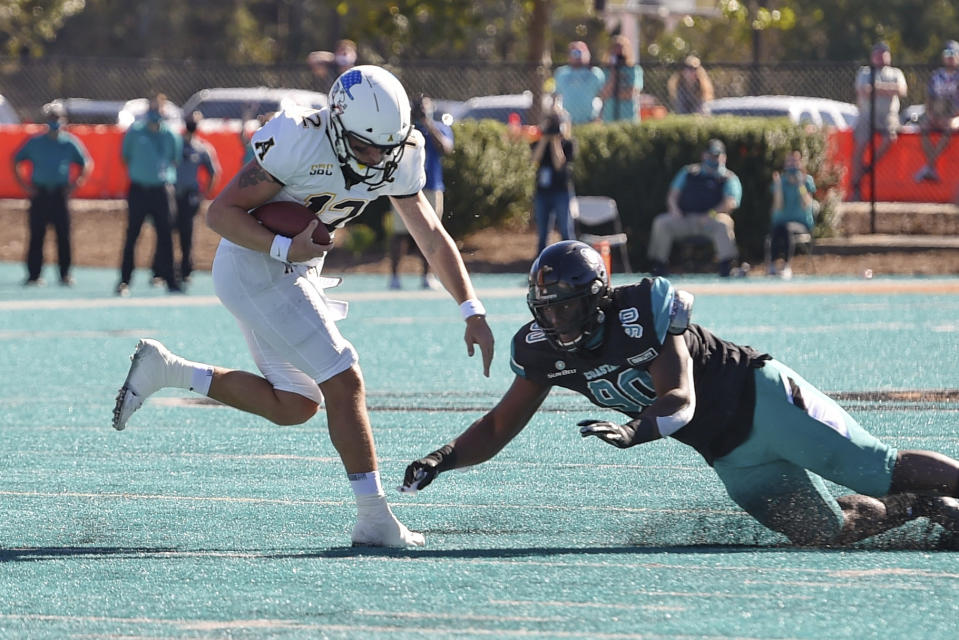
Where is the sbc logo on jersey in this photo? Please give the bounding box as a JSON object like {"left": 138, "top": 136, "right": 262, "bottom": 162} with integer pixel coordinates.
{"left": 310, "top": 164, "right": 335, "bottom": 176}
{"left": 619, "top": 307, "right": 643, "bottom": 339}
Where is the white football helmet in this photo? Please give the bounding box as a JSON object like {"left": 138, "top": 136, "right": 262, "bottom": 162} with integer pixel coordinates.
{"left": 327, "top": 65, "right": 413, "bottom": 189}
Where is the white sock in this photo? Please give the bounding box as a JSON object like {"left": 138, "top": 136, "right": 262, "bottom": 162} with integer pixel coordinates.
{"left": 349, "top": 470, "right": 384, "bottom": 497}
{"left": 187, "top": 363, "right": 214, "bottom": 395}
{"left": 163, "top": 352, "right": 214, "bottom": 395}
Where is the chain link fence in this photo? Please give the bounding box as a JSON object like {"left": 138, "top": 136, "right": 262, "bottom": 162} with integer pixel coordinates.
{"left": 0, "top": 56, "right": 938, "bottom": 121}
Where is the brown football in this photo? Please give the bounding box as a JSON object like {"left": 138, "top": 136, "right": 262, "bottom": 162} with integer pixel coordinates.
{"left": 250, "top": 201, "right": 331, "bottom": 245}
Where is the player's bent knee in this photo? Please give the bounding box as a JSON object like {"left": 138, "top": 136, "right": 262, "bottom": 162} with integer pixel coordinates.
{"left": 271, "top": 391, "right": 320, "bottom": 426}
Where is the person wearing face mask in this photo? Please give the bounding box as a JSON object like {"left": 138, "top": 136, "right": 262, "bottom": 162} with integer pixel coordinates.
{"left": 647, "top": 139, "right": 742, "bottom": 277}
{"left": 552, "top": 41, "right": 605, "bottom": 124}
{"left": 11, "top": 103, "right": 92, "bottom": 286}
{"left": 915, "top": 40, "right": 959, "bottom": 183}
{"left": 117, "top": 93, "right": 183, "bottom": 296}
{"left": 307, "top": 39, "right": 358, "bottom": 92}
{"left": 767, "top": 150, "right": 817, "bottom": 279}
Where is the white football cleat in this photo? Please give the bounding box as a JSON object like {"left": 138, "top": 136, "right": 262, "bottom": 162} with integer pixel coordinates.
{"left": 112, "top": 339, "right": 178, "bottom": 431}
{"left": 351, "top": 494, "right": 425, "bottom": 548}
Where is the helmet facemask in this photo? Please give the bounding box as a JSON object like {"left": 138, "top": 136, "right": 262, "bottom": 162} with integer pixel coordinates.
{"left": 327, "top": 66, "right": 413, "bottom": 190}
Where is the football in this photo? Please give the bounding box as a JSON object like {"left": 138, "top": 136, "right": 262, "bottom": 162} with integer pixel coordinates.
{"left": 250, "top": 201, "right": 331, "bottom": 245}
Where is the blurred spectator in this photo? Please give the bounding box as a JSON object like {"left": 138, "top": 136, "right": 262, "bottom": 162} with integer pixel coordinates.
{"left": 389, "top": 94, "right": 453, "bottom": 290}
{"left": 307, "top": 39, "right": 357, "bottom": 91}
{"left": 915, "top": 40, "right": 959, "bottom": 183}
{"left": 171, "top": 113, "right": 219, "bottom": 284}
{"left": 768, "top": 150, "right": 817, "bottom": 280}
{"left": 647, "top": 139, "right": 741, "bottom": 277}
{"left": 117, "top": 94, "right": 183, "bottom": 296}
{"left": 11, "top": 103, "right": 92, "bottom": 286}
{"left": 667, "top": 55, "right": 714, "bottom": 115}
{"left": 552, "top": 41, "right": 605, "bottom": 124}
{"left": 851, "top": 42, "right": 907, "bottom": 199}
{"left": 530, "top": 109, "right": 576, "bottom": 255}
{"left": 600, "top": 35, "right": 643, "bottom": 122}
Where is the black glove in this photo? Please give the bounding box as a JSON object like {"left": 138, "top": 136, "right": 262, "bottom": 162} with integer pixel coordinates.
{"left": 401, "top": 444, "right": 457, "bottom": 493}
{"left": 578, "top": 419, "right": 639, "bottom": 449}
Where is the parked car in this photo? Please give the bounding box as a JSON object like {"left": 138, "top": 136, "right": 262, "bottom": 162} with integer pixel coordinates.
{"left": 0, "top": 94, "right": 20, "bottom": 124}
{"left": 117, "top": 97, "right": 184, "bottom": 129}
{"left": 429, "top": 98, "right": 463, "bottom": 126}
{"left": 45, "top": 98, "right": 127, "bottom": 125}
{"left": 454, "top": 92, "right": 534, "bottom": 124}
{"left": 181, "top": 87, "right": 328, "bottom": 127}
{"left": 704, "top": 95, "right": 859, "bottom": 130}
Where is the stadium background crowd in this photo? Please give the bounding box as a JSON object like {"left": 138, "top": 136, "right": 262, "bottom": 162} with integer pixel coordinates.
{"left": 2, "top": 1, "right": 959, "bottom": 281}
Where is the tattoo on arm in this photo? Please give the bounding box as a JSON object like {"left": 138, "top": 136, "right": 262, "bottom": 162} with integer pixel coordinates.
{"left": 237, "top": 162, "right": 281, "bottom": 189}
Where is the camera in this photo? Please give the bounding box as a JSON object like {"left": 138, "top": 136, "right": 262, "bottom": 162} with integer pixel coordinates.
{"left": 543, "top": 115, "right": 562, "bottom": 135}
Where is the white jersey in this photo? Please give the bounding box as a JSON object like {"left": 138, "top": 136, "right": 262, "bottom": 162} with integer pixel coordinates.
{"left": 249, "top": 105, "right": 427, "bottom": 230}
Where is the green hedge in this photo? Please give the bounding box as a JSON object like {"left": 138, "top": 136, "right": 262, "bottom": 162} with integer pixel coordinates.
{"left": 440, "top": 116, "right": 838, "bottom": 268}
{"left": 440, "top": 119, "right": 534, "bottom": 237}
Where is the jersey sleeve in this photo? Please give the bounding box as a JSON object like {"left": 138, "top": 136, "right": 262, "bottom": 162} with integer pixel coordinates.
{"left": 250, "top": 109, "right": 315, "bottom": 184}
{"left": 509, "top": 332, "right": 530, "bottom": 379}
{"left": 617, "top": 278, "right": 680, "bottom": 348}
{"left": 647, "top": 277, "right": 676, "bottom": 344}
{"left": 387, "top": 128, "right": 427, "bottom": 196}
{"left": 509, "top": 323, "right": 558, "bottom": 385}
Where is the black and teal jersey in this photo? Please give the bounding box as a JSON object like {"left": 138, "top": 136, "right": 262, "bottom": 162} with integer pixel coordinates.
{"left": 510, "top": 277, "right": 770, "bottom": 464}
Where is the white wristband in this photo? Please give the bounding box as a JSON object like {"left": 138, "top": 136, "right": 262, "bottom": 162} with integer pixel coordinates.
{"left": 269, "top": 234, "right": 292, "bottom": 263}
{"left": 460, "top": 298, "right": 486, "bottom": 320}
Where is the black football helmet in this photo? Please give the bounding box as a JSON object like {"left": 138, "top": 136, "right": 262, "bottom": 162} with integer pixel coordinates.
{"left": 527, "top": 240, "right": 612, "bottom": 352}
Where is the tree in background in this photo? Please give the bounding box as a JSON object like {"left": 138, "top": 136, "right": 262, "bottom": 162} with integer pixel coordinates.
{"left": 4, "top": 0, "right": 959, "bottom": 68}
{"left": 0, "top": 0, "right": 87, "bottom": 57}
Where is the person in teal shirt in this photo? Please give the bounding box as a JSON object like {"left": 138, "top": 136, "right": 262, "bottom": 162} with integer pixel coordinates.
{"left": 553, "top": 41, "right": 605, "bottom": 124}
{"left": 117, "top": 94, "right": 183, "bottom": 296}
{"left": 647, "top": 139, "right": 742, "bottom": 277}
{"left": 12, "top": 104, "right": 92, "bottom": 286}
{"left": 600, "top": 35, "right": 643, "bottom": 122}
{"left": 768, "top": 150, "right": 817, "bottom": 279}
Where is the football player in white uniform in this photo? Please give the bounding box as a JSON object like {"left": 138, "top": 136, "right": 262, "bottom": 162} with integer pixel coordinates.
{"left": 112, "top": 66, "right": 495, "bottom": 548}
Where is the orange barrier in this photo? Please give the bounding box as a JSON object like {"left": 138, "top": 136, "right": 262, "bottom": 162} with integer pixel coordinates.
{"left": 831, "top": 129, "right": 959, "bottom": 203}
{"left": 0, "top": 124, "right": 247, "bottom": 200}
{"left": 2, "top": 124, "right": 956, "bottom": 203}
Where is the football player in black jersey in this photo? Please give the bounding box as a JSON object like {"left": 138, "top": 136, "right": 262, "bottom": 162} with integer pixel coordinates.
{"left": 402, "top": 240, "right": 959, "bottom": 546}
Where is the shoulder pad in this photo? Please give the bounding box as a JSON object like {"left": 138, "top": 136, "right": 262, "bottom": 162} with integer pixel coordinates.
{"left": 668, "top": 289, "right": 694, "bottom": 335}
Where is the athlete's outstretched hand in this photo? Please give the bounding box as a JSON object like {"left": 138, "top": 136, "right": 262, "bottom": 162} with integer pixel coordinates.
{"left": 578, "top": 419, "right": 638, "bottom": 449}
{"left": 464, "top": 315, "right": 494, "bottom": 377}
{"left": 399, "top": 445, "right": 457, "bottom": 494}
